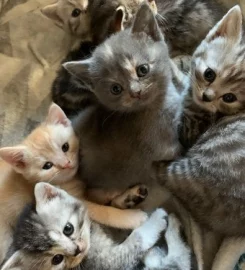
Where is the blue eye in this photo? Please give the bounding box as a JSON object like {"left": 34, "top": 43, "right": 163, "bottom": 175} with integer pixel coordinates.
{"left": 111, "top": 84, "right": 123, "bottom": 95}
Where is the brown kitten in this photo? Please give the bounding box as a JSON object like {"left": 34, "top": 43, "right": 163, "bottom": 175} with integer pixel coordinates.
{"left": 0, "top": 103, "right": 147, "bottom": 265}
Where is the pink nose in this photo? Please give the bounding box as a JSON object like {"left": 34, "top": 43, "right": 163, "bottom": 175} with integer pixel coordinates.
{"left": 62, "top": 161, "right": 72, "bottom": 169}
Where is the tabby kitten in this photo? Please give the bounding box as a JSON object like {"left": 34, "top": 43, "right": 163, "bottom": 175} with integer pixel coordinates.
{"left": 155, "top": 112, "right": 245, "bottom": 236}
{"left": 1, "top": 182, "right": 168, "bottom": 270}
{"left": 179, "top": 5, "right": 245, "bottom": 149}
{"left": 155, "top": 0, "right": 226, "bottom": 56}
{"left": 63, "top": 3, "right": 182, "bottom": 206}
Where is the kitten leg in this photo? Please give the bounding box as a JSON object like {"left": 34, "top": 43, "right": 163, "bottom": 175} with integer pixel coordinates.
{"left": 144, "top": 214, "right": 191, "bottom": 270}
{"left": 89, "top": 209, "right": 168, "bottom": 269}
{"left": 85, "top": 188, "right": 123, "bottom": 204}
{"left": 84, "top": 200, "right": 148, "bottom": 229}
{"left": 111, "top": 185, "right": 148, "bottom": 209}
{"left": 212, "top": 237, "right": 245, "bottom": 270}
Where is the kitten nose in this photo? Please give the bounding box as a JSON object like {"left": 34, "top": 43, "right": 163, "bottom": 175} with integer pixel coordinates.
{"left": 74, "top": 246, "right": 81, "bottom": 256}
{"left": 131, "top": 90, "right": 141, "bottom": 99}
{"left": 62, "top": 161, "right": 72, "bottom": 169}
{"left": 202, "top": 93, "right": 212, "bottom": 102}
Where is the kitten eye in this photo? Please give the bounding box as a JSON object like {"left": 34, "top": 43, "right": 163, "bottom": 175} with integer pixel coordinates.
{"left": 111, "top": 84, "right": 123, "bottom": 95}
{"left": 137, "top": 64, "right": 150, "bottom": 77}
{"left": 222, "top": 93, "right": 237, "bottom": 103}
{"left": 63, "top": 222, "right": 74, "bottom": 236}
{"left": 71, "top": 8, "right": 81, "bottom": 17}
{"left": 204, "top": 68, "right": 216, "bottom": 83}
{"left": 62, "top": 143, "right": 69, "bottom": 152}
{"left": 43, "top": 162, "right": 53, "bottom": 170}
{"left": 52, "top": 254, "right": 64, "bottom": 265}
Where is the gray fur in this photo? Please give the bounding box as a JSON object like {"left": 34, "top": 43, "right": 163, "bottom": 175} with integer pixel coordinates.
{"left": 3, "top": 183, "right": 169, "bottom": 270}
{"left": 64, "top": 4, "right": 182, "bottom": 204}
{"left": 155, "top": 113, "right": 245, "bottom": 236}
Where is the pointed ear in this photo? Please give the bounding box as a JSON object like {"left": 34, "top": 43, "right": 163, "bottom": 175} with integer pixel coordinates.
{"left": 109, "top": 6, "right": 126, "bottom": 33}
{"left": 46, "top": 103, "right": 71, "bottom": 127}
{"left": 41, "top": 3, "right": 63, "bottom": 27}
{"left": 0, "top": 146, "right": 27, "bottom": 169}
{"left": 131, "top": 3, "right": 162, "bottom": 41}
{"left": 63, "top": 59, "right": 93, "bottom": 90}
{"left": 206, "top": 5, "right": 242, "bottom": 43}
{"left": 1, "top": 251, "right": 23, "bottom": 270}
{"left": 35, "top": 183, "right": 61, "bottom": 206}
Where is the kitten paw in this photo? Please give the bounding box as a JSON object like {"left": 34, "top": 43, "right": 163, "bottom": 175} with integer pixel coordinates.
{"left": 136, "top": 208, "right": 168, "bottom": 251}
{"left": 111, "top": 185, "right": 148, "bottom": 209}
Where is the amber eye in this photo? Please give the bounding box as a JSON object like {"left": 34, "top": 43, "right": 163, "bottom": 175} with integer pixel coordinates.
{"left": 63, "top": 222, "right": 74, "bottom": 236}
{"left": 62, "top": 143, "right": 69, "bottom": 152}
{"left": 204, "top": 68, "right": 216, "bottom": 83}
{"left": 222, "top": 93, "right": 237, "bottom": 103}
{"left": 43, "top": 162, "right": 53, "bottom": 170}
{"left": 52, "top": 254, "right": 64, "bottom": 265}
{"left": 71, "top": 8, "right": 81, "bottom": 17}
{"left": 111, "top": 84, "right": 123, "bottom": 95}
{"left": 137, "top": 64, "right": 149, "bottom": 77}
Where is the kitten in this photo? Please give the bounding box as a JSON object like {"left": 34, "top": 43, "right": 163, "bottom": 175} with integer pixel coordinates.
{"left": 41, "top": 0, "right": 91, "bottom": 41}
{"left": 155, "top": 0, "right": 227, "bottom": 57}
{"left": 1, "top": 182, "right": 168, "bottom": 270}
{"left": 47, "top": 0, "right": 157, "bottom": 116}
{"left": 0, "top": 103, "right": 147, "bottom": 264}
{"left": 63, "top": 3, "right": 183, "bottom": 206}
{"left": 154, "top": 112, "right": 245, "bottom": 236}
{"left": 179, "top": 5, "right": 245, "bottom": 149}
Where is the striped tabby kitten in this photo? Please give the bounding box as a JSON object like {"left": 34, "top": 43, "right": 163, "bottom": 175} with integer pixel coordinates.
{"left": 179, "top": 5, "right": 245, "bottom": 149}
{"left": 1, "top": 182, "right": 168, "bottom": 270}
{"left": 155, "top": 113, "right": 245, "bottom": 236}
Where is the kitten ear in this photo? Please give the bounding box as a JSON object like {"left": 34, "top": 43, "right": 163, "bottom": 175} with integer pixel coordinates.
{"left": 0, "top": 146, "right": 27, "bottom": 169}
{"left": 206, "top": 5, "right": 242, "bottom": 43}
{"left": 109, "top": 6, "right": 126, "bottom": 33}
{"left": 131, "top": 3, "right": 162, "bottom": 41}
{"left": 35, "top": 183, "right": 61, "bottom": 205}
{"left": 41, "top": 3, "right": 63, "bottom": 27}
{"left": 63, "top": 59, "right": 93, "bottom": 90}
{"left": 46, "top": 103, "right": 71, "bottom": 127}
{"left": 1, "top": 251, "right": 23, "bottom": 270}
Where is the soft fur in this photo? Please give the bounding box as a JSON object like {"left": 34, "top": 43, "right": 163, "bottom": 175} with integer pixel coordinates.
{"left": 63, "top": 4, "right": 183, "bottom": 205}
{"left": 2, "top": 183, "right": 168, "bottom": 270}
{"left": 179, "top": 5, "right": 245, "bottom": 148}
{"left": 0, "top": 103, "right": 148, "bottom": 265}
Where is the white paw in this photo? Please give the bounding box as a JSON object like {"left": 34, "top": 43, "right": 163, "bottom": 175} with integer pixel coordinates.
{"left": 144, "top": 247, "right": 164, "bottom": 268}
{"left": 136, "top": 208, "right": 168, "bottom": 251}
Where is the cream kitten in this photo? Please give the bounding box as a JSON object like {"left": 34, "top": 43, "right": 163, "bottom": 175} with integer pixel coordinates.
{"left": 0, "top": 103, "right": 147, "bottom": 265}
{"left": 41, "top": 0, "right": 91, "bottom": 40}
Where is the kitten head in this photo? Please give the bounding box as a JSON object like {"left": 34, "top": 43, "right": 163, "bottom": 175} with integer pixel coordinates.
{"left": 0, "top": 103, "right": 79, "bottom": 184}
{"left": 3, "top": 183, "right": 91, "bottom": 270}
{"left": 191, "top": 5, "right": 245, "bottom": 115}
{"left": 41, "top": 0, "right": 91, "bottom": 39}
{"left": 63, "top": 3, "right": 171, "bottom": 112}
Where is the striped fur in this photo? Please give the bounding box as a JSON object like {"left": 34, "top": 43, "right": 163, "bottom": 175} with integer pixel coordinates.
{"left": 156, "top": 113, "right": 245, "bottom": 236}
{"left": 179, "top": 5, "right": 245, "bottom": 149}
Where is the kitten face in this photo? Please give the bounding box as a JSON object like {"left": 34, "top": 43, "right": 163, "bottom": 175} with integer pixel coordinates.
{"left": 42, "top": 0, "right": 91, "bottom": 38}
{"left": 3, "top": 183, "right": 91, "bottom": 270}
{"left": 191, "top": 5, "right": 245, "bottom": 115}
{"left": 64, "top": 3, "right": 171, "bottom": 112}
{"left": 34, "top": 183, "right": 91, "bottom": 265}
{"left": 0, "top": 104, "right": 79, "bottom": 184}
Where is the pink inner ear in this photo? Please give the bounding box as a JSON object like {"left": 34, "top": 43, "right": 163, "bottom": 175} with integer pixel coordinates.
{"left": 46, "top": 103, "right": 71, "bottom": 127}
{"left": 44, "top": 184, "right": 59, "bottom": 200}
{"left": 0, "top": 147, "right": 26, "bottom": 168}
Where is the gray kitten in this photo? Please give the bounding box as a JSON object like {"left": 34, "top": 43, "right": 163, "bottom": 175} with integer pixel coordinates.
{"left": 179, "top": 5, "right": 245, "bottom": 149}
{"left": 1, "top": 182, "right": 169, "bottom": 270}
{"left": 63, "top": 3, "right": 183, "bottom": 206}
